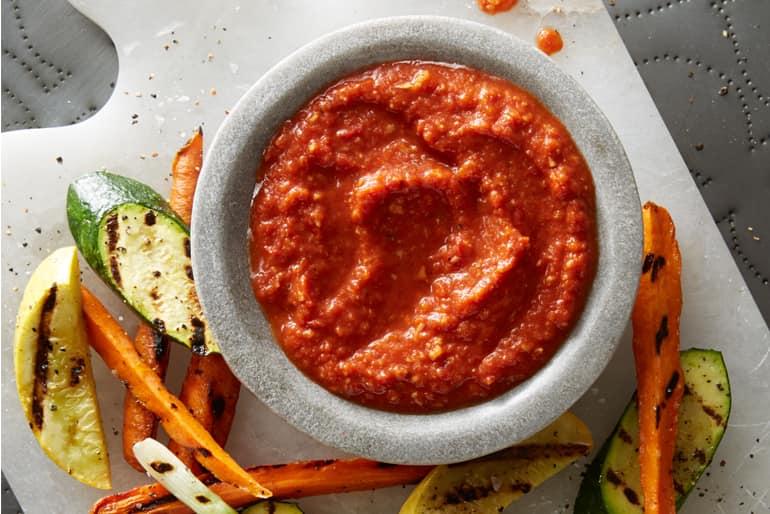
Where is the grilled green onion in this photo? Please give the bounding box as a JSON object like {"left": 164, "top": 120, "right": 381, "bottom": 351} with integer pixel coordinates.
{"left": 133, "top": 438, "right": 236, "bottom": 514}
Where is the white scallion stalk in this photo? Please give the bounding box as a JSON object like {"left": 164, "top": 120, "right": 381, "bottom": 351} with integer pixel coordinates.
{"left": 133, "top": 438, "right": 237, "bottom": 514}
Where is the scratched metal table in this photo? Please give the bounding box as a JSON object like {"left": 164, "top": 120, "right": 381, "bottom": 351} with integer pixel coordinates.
{"left": 2, "top": 0, "right": 768, "bottom": 512}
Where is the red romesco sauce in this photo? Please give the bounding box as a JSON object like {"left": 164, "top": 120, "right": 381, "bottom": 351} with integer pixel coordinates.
{"left": 536, "top": 27, "right": 564, "bottom": 55}
{"left": 250, "top": 61, "right": 597, "bottom": 413}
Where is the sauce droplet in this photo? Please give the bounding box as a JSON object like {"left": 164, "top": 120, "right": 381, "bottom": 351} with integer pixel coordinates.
{"left": 536, "top": 27, "right": 564, "bottom": 55}
{"left": 477, "top": 0, "right": 518, "bottom": 14}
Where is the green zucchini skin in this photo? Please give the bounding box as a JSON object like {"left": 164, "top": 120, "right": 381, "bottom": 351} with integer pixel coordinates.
{"left": 671, "top": 349, "right": 731, "bottom": 506}
{"left": 67, "top": 171, "right": 187, "bottom": 282}
{"left": 66, "top": 171, "right": 218, "bottom": 354}
{"left": 573, "top": 348, "right": 731, "bottom": 514}
{"left": 241, "top": 501, "right": 304, "bottom": 514}
{"left": 573, "top": 429, "right": 612, "bottom": 514}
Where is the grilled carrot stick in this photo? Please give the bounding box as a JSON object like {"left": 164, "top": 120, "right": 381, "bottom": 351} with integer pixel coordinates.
{"left": 120, "top": 128, "right": 204, "bottom": 471}
{"left": 123, "top": 324, "right": 170, "bottom": 471}
{"left": 81, "top": 286, "right": 271, "bottom": 499}
{"left": 165, "top": 127, "right": 242, "bottom": 472}
{"left": 632, "top": 202, "right": 684, "bottom": 514}
{"left": 169, "top": 354, "right": 241, "bottom": 473}
{"left": 90, "top": 458, "right": 432, "bottom": 514}
{"left": 169, "top": 127, "right": 203, "bottom": 227}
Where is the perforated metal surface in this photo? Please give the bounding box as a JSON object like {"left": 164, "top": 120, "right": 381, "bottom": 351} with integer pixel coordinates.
{"left": 607, "top": 0, "right": 770, "bottom": 326}
{"left": 1, "top": 0, "right": 116, "bottom": 130}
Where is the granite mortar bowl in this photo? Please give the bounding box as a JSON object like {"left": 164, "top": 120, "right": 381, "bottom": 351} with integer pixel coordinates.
{"left": 192, "top": 15, "right": 642, "bottom": 465}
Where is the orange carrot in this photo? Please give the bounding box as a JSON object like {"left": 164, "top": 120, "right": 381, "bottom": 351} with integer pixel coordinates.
{"left": 632, "top": 202, "right": 684, "bottom": 514}
{"left": 81, "top": 287, "right": 271, "bottom": 499}
{"left": 168, "top": 354, "right": 240, "bottom": 473}
{"left": 90, "top": 458, "right": 432, "bottom": 514}
{"left": 169, "top": 127, "right": 203, "bottom": 226}
{"left": 123, "top": 324, "right": 170, "bottom": 471}
{"left": 166, "top": 127, "right": 242, "bottom": 472}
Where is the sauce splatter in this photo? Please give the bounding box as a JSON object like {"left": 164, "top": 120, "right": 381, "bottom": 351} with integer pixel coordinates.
{"left": 536, "top": 27, "right": 564, "bottom": 55}
{"left": 477, "top": 0, "right": 518, "bottom": 14}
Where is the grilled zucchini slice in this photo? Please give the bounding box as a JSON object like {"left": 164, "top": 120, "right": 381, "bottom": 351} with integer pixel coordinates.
{"left": 573, "top": 348, "right": 731, "bottom": 513}
{"left": 13, "top": 246, "right": 111, "bottom": 489}
{"left": 67, "top": 171, "right": 218, "bottom": 354}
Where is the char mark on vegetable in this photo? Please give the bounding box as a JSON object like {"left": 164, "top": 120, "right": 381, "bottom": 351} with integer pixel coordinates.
{"left": 128, "top": 493, "right": 176, "bottom": 512}
{"left": 195, "top": 495, "right": 211, "bottom": 504}
{"left": 623, "top": 487, "right": 640, "bottom": 505}
{"left": 650, "top": 255, "right": 666, "bottom": 282}
{"left": 701, "top": 404, "right": 724, "bottom": 426}
{"left": 185, "top": 265, "right": 194, "bottom": 280}
{"left": 664, "top": 371, "right": 679, "bottom": 399}
{"left": 144, "top": 211, "right": 156, "bottom": 226}
{"left": 196, "top": 447, "right": 212, "bottom": 458}
{"left": 69, "top": 357, "right": 86, "bottom": 386}
{"left": 618, "top": 428, "right": 633, "bottom": 445}
{"left": 307, "top": 459, "right": 336, "bottom": 471}
{"left": 152, "top": 329, "right": 168, "bottom": 362}
{"left": 109, "top": 255, "right": 122, "bottom": 287}
{"left": 200, "top": 474, "right": 219, "bottom": 486}
{"left": 190, "top": 317, "right": 206, "bottom": 355}
{"left": 642, "top": 253, "right": 655, "bottom": 274}
{"left": 655, "top": 403, "right": 661, "bottom": 428}
{"left": 183, "top": 237, "right": 191, "bottom": 258}
{"left": 654, "top": 315, "right": 669, "bottom": 354}
{"left": 444, "top": 479, "right": 531, "bottom": 505}
{"left": 149, "top": 461, "right": 174, "bottom": 473}
{"left": 31, "top": 285, "right": 57, "bottom": 430}
{"left": 496, "top": 443, "right": 590, "bottom": 461}
{"left": 211, "top": 395, "right": 225, "bottom": 419}
{"left": 674, "top": 480, "right": 685, "bottom": 496}
{"left": 605, "top": 468, "right": 622, "bottom": 486}
{"left": 152, "top": 318, "right": 166, "bottom": 334}
{"left": 605, "top": 468, "right": 641, "bottom": 505}
{"left": 105, "top": 213, "right": 120, "bottom": 253}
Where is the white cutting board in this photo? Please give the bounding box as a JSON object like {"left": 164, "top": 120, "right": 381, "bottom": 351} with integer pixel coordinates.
{"left": 2, "top": 1, "right": 768, "bottom": 513}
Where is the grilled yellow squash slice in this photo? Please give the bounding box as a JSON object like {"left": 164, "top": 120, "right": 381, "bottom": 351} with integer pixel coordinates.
{"left": 400, "top": 412, "right": 592, "bottom": 513}
{"left": 14, "top": 246, "right": 111, "bottom": 489}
